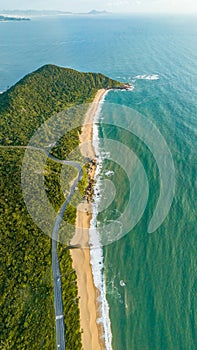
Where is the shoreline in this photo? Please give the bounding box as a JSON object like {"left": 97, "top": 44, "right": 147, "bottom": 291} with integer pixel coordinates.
{"left": 70, "top": 89, "right": 109, "bottom": 350}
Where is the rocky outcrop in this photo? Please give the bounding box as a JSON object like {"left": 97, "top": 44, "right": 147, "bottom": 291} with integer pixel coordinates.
{"left": 83, "top": 159, "right": 97, "bottom": 203}
{"left": 108, "top": 83, "right": 133, "bottom": 91}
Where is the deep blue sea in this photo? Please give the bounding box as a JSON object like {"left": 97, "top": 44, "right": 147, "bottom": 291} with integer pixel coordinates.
{"left": 0, "top": 14, "right": 196, "bottom": 349}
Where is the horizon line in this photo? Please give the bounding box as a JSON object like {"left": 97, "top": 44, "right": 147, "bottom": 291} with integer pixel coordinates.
{"left": 1, "top": 9, "right": 197, "bottom": 15}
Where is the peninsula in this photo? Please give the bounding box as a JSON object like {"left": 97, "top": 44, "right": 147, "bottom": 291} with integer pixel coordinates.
{"left": 0, "top": 65, "right": 129, "bottom": 349}
{"left": 0, "top": 15, "right": 30, "bottom": 21}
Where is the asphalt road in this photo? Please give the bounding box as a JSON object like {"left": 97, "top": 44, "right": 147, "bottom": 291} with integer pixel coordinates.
{"left": 50, "top": 154, "right": 82, "bottom": 350}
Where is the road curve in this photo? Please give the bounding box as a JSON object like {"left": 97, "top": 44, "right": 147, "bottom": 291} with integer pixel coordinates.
{"left": 2, "top": 145, "right": 83, "bottom": 349}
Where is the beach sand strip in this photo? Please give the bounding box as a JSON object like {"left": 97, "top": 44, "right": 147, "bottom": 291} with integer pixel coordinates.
{"left": 71, "top": 89, "right": 107, "bottom": 350}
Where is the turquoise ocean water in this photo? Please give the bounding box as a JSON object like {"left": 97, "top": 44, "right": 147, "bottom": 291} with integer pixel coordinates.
{"left": 0, "top": 15, "right": 196, "bottom": 349}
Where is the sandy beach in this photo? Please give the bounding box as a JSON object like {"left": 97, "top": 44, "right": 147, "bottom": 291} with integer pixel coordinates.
{"left": 70, "top": 89, "right": 107, "bottom": 350}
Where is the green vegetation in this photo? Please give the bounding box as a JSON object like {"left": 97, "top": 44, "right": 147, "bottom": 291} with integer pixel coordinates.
{"left": 44, "top": 159, "right": 65, "bottom": 212}
{"left": 58, "top": 245, "right": 82, "bottom": 350}
{"left": 0, "top": 149, "right": 55, "bottom": 349}
{"left": 0, "top": 64, "right": 122, "bottom": 349}
{"left": 0, "top": 64, "right": 122, "bottom": 147}
{"left": 78, "top": 166, "right": 89, "bottom": 197}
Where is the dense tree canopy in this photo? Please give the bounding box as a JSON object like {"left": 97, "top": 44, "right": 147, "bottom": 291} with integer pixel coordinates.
{"left": 0, "top": 65, "right": 122, "bottom": 349}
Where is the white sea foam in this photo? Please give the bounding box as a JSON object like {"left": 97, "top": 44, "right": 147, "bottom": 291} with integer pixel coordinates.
{"left": 89, "top": 89, "right": 113, "bottom": 350}
{"left": 120, "top": 280, "right": 126, "bottom": 287}
{"left": 127, "top": 85, "right": 135, "bottom": 91}
{"left": 134, "top": 74, "right": 159, "bottom": 80}
{"left": 105, "top": 170, "right": 114, "bottom": 177}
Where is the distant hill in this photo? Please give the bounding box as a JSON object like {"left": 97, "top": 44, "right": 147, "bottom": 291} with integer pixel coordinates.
{"left": 87, "top": 9, "right": 110, "bottom": 15}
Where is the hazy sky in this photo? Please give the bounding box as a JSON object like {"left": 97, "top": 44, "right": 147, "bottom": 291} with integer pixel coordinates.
{"left": 0, "top": 0, "right": 197, "bottom": 14}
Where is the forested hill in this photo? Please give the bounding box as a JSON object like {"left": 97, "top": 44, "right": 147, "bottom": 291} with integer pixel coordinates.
{"left": 0, "top": 65, "right": 122, "bottom": 349}
{"left": 0, "top": 64, "right": 122, "bottom": 146}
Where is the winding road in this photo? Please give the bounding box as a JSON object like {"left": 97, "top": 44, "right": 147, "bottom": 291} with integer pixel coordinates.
{"left": 1, "top": 145, "right": 83, "bottom": 349}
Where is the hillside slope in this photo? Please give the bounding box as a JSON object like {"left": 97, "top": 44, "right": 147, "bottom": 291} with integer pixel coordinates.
{"left": 0, "top": 64, "right": 122, "bottom": 146}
